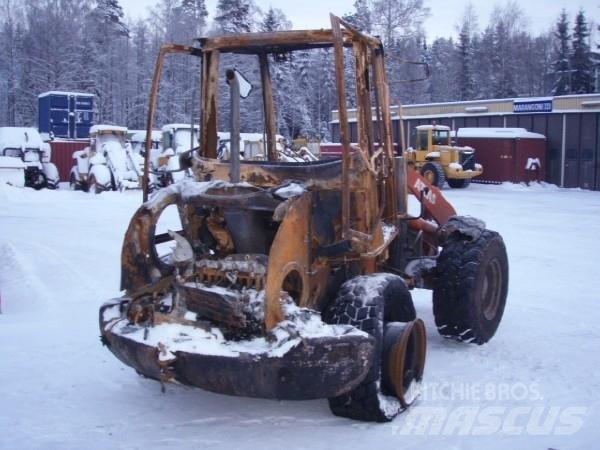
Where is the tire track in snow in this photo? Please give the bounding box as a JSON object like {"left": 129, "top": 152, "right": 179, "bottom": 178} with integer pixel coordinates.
{"left": 0, "top": 238, "right": 102, "bottom": 312}
{"left": 0, "top": 241, "right": 52, "bottom": 312}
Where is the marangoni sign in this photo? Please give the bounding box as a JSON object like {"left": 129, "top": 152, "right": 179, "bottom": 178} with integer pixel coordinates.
{"left": 513, "top": 98, "right": 553, "bottom": 113}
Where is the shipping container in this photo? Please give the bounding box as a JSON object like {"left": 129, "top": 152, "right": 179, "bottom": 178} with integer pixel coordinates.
{"left": 38, "top": 91, "right": 95, "bottom": 140}
{"left": 49, "top": 139, "right": 89, "bottom": 182}
{"left": 456, "top": 128, "right": 547, "bottom": 184}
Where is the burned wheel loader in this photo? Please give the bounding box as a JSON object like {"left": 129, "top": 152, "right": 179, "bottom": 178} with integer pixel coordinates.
{"left": 100, "top": 15, "right": 509, "bottom": 422}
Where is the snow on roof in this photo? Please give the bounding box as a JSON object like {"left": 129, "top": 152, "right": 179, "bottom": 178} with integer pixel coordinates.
{"left": 0, "top": 127, "right": 44, "bottom": 149}
{"left": 129, "top": 130, "right": 162, "bottom": 142}
{"left": 38, "top": 91, "right": 94, "bottom": 98}
{"left": 161, "top": 123, "right": 200, "bottom": 132}
{"left": 416, "top": 124, "right": 451, "bottom": 131}
{"left": 90, "top": 124, "right": 128, "bottom": 134}
{"left": 456, "top": 128, "right": 546, "bottom": 139}
{"left": 513, "top": 96, "right": 553, "bottom": 103}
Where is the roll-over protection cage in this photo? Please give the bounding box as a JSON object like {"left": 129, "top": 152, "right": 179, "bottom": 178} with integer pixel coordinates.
{"left": 142, "top": 14, "right": 403, "bottom": 245}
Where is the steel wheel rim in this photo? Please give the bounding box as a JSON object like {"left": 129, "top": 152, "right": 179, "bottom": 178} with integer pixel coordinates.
{"left": 482, "top": 257, "right": 502, "bottom": 320}
{"left": 423, "top": 170, "right": 435, "bottom": 183}
{"left": 387, "top": 319, "right": 427, "bottom": 407}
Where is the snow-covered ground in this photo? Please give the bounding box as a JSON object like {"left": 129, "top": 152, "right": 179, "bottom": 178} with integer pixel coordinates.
{"left": 1, "top": 182, "right": 599, "bottom": 450}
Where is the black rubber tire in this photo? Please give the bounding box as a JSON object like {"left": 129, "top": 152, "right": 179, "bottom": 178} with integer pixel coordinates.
{"left": 88, "top": 175, "right": 105, "bottom": 194}
{"left": 447, "top": 178, "right": 471, "bottom": 189}
{"left": 433, "top": 229, "right": 509, "bottom": 344}
{"left": 420, "top": 162, "right": 446, "bottom": 188}
{"left": 29, "top": 171, "right": 47, "bottom": 190}
{"left": 70, "top": 174, "right": 82, "bottom": 191}
{"left": 327, "top": 274, "right": 415, "bottom": 422}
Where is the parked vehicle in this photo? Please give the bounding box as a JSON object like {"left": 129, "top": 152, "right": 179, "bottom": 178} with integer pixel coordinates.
{"left": 0, "top": 156, "right": 26, "bottom": 187}
{"left": 70, "top": 125, "right": 143, "bottom": 193}
{"left": 406, "top": 124, "right": 483, "bottom": 188}
{"left": 0, "top": 127, "right": 60, "bottom": 189}
{"left": 102, "top": 18, "right": 508, "bottom": 422}
{"left": 217, "top": 132, "right": 319, "bottom": 162}
{"left": 147, "top": 124, "right": 198, "bottom": 191}
{"left": 128, "top": 129, "right": 162, "bottom": 156}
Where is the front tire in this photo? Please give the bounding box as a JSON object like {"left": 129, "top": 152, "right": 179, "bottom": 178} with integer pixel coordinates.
{"left": 420, "top": 162, "right": 446, "bottom": 188}
{"left": 327, "top": 274, "right": 425, "bottom": 422}
{"left": 433, "top": 230, "right": 509, "bottom": 344}
{"left": 27, "top": 170, "right": 47, "bottom": 190}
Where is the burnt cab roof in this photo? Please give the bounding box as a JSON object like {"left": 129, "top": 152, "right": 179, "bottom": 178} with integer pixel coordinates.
{"left": 196, "top": 27, "right": 382, "bottom": 54}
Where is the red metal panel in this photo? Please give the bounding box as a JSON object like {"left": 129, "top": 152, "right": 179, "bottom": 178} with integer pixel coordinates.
{"left": 458, "top": 136, "right": 547, "bottom": 184}
{"left": 49, "top": 140, "right": 89, "bottom": 181}
{"left": 458, "top": 137, "right": 514, "bottom": 183}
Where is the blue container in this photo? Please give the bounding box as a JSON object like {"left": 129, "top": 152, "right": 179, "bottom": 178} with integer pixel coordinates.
{"left": 38, "top": 91, "right": 95, "bottom": 139}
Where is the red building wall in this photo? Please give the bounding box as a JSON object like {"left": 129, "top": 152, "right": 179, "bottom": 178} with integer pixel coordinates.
{"left": 49, "top": 140, "right": 89, "bottom": 181}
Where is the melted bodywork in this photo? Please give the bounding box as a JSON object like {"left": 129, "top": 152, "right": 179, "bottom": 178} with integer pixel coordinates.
{"left": 101, "top": 15, "right": 447, "bottom": 405}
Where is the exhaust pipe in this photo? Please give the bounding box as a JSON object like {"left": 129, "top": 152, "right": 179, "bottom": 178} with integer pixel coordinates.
{"left": 226, "top": 69, "right": 241, "bottom": 183}
{"left": 382, "top": 318, "right": 427, "bottom": 407}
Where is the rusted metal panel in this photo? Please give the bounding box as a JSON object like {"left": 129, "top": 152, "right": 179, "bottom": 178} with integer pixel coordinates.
{"left": 198, "top": 29, "right": 354, "bottom": 53}
{"left": 330, "top": 14, "right": 352, "bottom": 240}
{"left": 259, "top": 53, "right": 277, "bottom": 161}
{"left": 49, "top": 140, "right": 88, "bottom": 181}
{"left": 143, "top": 44, "right": 200, "bottom": 201}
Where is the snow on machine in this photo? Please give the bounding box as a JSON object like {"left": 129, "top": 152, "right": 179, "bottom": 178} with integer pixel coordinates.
{"left": 128, "top": 129, "right": 162, "bottom": 156}
{"left": 101, "top": 16, "right": 509, "bottom": 422}
{"left": 147, "top": 124, "right": 199, "bottom": 191}
{"left": 70, "top": 125, "right": 144, "bottom": 193}
{"left": 0, "top": 127, "right": 59, "bottom": 189}
{"left": 217, "top": 132, "right": 319, "bottom": 162}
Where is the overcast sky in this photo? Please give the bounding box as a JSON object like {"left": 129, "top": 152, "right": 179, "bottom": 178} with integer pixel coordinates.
{"left": 120, "top": 0, "right": 599, "bottom": 40}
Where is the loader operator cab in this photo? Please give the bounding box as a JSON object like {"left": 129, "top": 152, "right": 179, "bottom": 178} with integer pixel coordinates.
{"left": 162, "top": 125, "right": 199, "bottom": 154}
{"left": 415, "top": 125, "right": 451, "bottom": 150}
{"left": 90, "top": 127, "right": 129, "bottom": 155}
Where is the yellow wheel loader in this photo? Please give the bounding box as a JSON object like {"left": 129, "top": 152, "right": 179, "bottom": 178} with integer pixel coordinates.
{"left": 405, "top": 124, "right": 483, "bottom": 188}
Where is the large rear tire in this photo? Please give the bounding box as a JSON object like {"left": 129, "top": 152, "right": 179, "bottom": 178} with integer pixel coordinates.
{"left": 327, "top": 274, "right": 425, "bottom": 422}
{"left": 433, "top": 230, "right": 509, "bottom": 344}
{"left": 420, "top": 162, "right": 446, "bottom": 188}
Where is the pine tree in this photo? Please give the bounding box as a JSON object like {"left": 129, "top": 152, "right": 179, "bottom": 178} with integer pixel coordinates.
{"left": 570, "top": 10, "right": 594, "bottom": 94}
{"left": 490, "top": 20, "right": 516, "bottom": 98}
{"left": 552, "top": 10, "right": 571, "bottom": 95}
{"left": 260, "top": 7, "right": 291, "bottom": 32}
{"left": 214, "top": 0, "right": 253, "bottom": 34}
{"left": 427, "top": 37, "right": 459, "bottom": 102}
{"left": 457, "top": 23, "right": 475, "bottom": 100}
{"left": 342, "top": 0, "right": 372, "bottom": 34}
{"left": 91, "top": 0, "right": 129, "bottom": 38}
